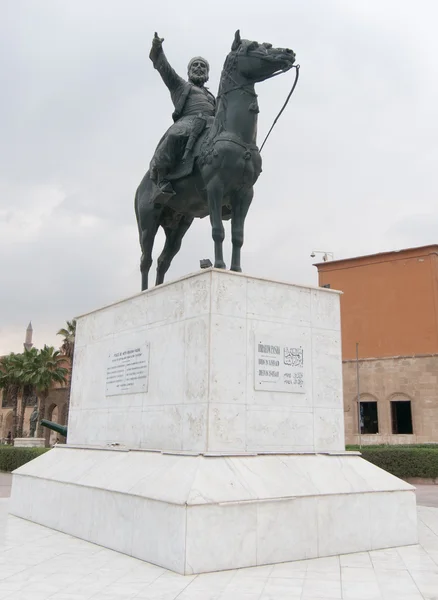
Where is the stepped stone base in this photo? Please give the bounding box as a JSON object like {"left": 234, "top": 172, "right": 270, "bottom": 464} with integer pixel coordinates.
{"left": 10, "top": 446, "right": 417, "bottom": 574}
{"left": 9, "top": 271, "right": 418, "bottom": 573}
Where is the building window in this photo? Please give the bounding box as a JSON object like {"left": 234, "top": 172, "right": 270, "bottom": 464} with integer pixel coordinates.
{"left": 391, "top": 400, "right": 413, "bottom": 434}
{"left": 1, "top": 390, "right": 14, "bottom": 409}
{"left": 360, "top": 401, "right": 379, "bottom": 434}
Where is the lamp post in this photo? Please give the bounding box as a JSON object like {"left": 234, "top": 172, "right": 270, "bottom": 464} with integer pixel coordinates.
{"left": 356, "top": 342, "right": 362, "bottom": 449}
{"left": 310, "top": 250, "right": 334, "bottom": 262}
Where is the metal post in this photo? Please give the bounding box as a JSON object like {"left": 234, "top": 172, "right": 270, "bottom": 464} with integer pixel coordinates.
{"left": 356, "top": 342, "right": 362, "bottom": 449}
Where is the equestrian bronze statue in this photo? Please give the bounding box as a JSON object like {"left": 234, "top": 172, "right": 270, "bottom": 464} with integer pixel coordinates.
{"left": 135, "top": 30, "right": 297, "bottom": 290}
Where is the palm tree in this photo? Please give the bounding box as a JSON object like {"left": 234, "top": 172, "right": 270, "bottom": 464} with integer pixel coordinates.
{"left": 14, "top": 347, "right": 39, "bottom": 437}
{"left": 0, "top": 353, "right": 22, "bottom": 439}
{"left": 33, "top": 346, "right": 69, "bottom": 438}
{"left": 57, "top": 319, "right": 76, "bottom": 424}
{"left": 57, "top": 320, "right": 76, "bottom": 360}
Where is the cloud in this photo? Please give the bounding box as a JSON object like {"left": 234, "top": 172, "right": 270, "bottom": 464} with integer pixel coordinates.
{"left": 1, "top": 0, "right": 437, "bottom": 353}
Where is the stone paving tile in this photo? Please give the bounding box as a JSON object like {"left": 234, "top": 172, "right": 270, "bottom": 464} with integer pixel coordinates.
{"left": 341, "top": 567, "right": 379, "bottom": 582}
{"left": 409, "top": 568, "right": 438, "bottom": 598}
{"left": 341, "top": 580, "right": 383, "bottom": 600}
{"left": 340, "top": 552, "right": 374, "bottom": 569}
{"left": 1, "top": 505, "right": 438, "bottom": 599}
{"left": 374, "top": 568, "right": 425, "bottom": 599}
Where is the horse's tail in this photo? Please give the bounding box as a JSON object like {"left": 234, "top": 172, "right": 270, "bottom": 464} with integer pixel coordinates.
{"left": 135, "top": 170, "right": 153, "bottom": 242}
{"left": 134, "top": 182, "right": 141, "bottom": 243}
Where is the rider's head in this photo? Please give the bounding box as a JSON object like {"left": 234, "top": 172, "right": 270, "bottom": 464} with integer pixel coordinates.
{"left": 188, "top": 57, "right": 209, "bottom": 86}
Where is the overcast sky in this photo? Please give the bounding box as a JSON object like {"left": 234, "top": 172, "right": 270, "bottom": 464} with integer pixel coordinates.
{"left": 1, "top": 0, "right": 437, "bottom": 354}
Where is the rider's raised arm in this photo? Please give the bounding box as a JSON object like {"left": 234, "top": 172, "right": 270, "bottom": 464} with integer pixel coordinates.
{"left": 149, "top": 33, "right": 184, "bottom": 94}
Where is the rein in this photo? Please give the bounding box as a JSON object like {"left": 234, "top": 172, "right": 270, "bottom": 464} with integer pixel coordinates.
{"left": 259, "top": 64, "right": 300, "bottom": 152}
{"left": 217, "top": 61, "right": 301, "bottom": 153}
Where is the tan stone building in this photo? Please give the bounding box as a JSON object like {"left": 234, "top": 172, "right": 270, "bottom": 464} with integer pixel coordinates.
{"left": 316, "top": 245, "right": 438, "bottom": 445}
{"left": 0, "top": 323, "right": 69, "bottom": 446}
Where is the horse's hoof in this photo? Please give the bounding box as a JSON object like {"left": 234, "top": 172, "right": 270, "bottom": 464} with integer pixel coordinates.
{"left": 214, "top": 261, "right": 226, "bottom": 269}
{"left": 230, "top": 265, "right": 242, "bottom": 273}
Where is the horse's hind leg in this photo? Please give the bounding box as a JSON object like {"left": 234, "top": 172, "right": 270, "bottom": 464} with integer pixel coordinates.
{"left": 140, "top": 209, "right": 159, "bottom": 291}
{"left": 156, "top": 215, "right": 194, "bottom": 285}
{"left": 135, "top": 172, "right": 160, "bottom": 291}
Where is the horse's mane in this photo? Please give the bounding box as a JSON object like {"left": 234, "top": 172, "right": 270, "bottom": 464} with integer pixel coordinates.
{"left": 208, "top": 51, "right": 238, "bottom": 140}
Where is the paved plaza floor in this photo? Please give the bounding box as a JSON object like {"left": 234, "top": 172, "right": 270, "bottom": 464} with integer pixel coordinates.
{"left": 1, "top": 476, "right": 438, "bottom": 599}
{"left": 0, "top": 472, "right": 12, "bottom": 498}
{"left": 415, "top": 485, "right": 438, "bottom": 509}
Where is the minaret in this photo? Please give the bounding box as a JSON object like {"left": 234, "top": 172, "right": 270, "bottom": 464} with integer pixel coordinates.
{"left": 24, "top": 322, "right": 33, "bottom": 351}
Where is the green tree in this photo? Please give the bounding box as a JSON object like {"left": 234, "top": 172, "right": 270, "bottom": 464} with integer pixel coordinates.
{"left": 0, "top": 353, "right": 22, "bottom": 439}
{"left": 13, "top": 348, "right": 40, "bottom": 437}
{"left": 33, "top": 346, "right": 69, "bottom": 438}
{"left": 57, "top": 320, "right": 76, "bottom": 360}
{"left": 57, "top": 319, "right": 76, "bottom": 422}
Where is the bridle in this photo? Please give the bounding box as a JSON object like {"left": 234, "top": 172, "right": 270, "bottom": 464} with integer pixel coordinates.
{"left": 217, "top": 49, "right": 300, "bottom": 152}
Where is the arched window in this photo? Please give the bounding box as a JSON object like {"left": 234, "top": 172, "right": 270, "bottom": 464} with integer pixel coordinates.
{"left": 356, "top": 394, "right": 379, "bottom": 434}
{"left": 390, "top": 395, "right": 413, "bottom": 434}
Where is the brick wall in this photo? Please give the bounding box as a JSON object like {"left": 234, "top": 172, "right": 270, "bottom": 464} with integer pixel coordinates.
{"left": 343, "top": 354, "right": 438, "bottom": 445}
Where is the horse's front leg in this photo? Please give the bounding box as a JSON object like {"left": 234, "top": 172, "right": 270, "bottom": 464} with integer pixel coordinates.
{"left": 230, "top": 188, "right": 254, "bottom": 272}
{"left": 207, "top": 177, "right": 226, "bottom": 269}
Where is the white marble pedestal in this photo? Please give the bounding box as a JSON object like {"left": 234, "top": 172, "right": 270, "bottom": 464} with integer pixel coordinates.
{"left": 9, "top": 269, "right": 418, "bottom": 574}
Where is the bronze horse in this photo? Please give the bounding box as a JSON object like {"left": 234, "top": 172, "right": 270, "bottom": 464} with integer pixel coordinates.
{"left": 135, "top": 31, "right": 296, "bottom": 290}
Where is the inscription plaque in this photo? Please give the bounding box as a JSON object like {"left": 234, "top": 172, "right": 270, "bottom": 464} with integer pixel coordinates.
{"left": 106, "top": 343, "right": 149, "bottom": 396}
{"left": 254, "top": 335, "right": 305, "bottom": 393}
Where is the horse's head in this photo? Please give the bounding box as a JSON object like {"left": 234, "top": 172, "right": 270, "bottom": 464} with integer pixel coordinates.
{"left": 228, "top": 30, "right": 296, "bottom": 84}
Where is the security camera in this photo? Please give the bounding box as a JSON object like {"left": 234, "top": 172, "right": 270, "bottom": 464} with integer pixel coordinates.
{"left": 310, "top": 252, "right": 315, "bottom": 258}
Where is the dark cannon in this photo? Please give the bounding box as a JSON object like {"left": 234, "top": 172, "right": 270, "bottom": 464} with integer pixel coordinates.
{"left": 41, "top": 419, "right": 67, "bottom": 439}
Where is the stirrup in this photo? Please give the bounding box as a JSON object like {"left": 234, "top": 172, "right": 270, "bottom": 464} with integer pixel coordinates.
{"left": 158, "top": 180, "right": 174, "bottom": 194}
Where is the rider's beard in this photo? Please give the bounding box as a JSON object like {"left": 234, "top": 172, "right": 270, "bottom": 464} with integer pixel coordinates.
{"left": 189, "top": 72, "right": 208, "bottom": 86}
